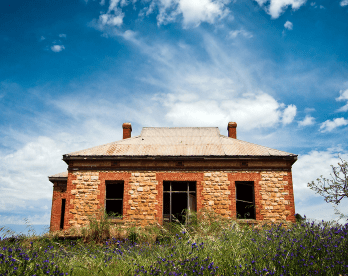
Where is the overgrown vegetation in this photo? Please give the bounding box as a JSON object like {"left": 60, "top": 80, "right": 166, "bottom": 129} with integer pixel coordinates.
{"left": 1, "top": 212, "right": 348, "bottom": 275}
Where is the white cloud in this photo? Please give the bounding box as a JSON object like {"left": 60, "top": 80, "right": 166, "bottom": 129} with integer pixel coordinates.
{"left": 340, "top": 0, "right": 348, "bottom": 7}
{"left": 51, "top": 45, "right": 65, "bottom": 52}
{"left": 98, "top": 12, "right": 124, "bottom": 27}
{"left": 58, "top": 34, "right": 66, "bottom": 38}
{"left": 176, "top": 0, "right": 230, "bottom": 27}
{"left": 282, "top": 104, "right": 297, "bottom": 125}
{"left": 337, "top": 104, "right": 348, "bottom": 112}
{"left": 336, "top": 89, "right": 348, "bottom": 101}
{"left": 298, "top": 115, "right": 315, "bottom": 126}
{"left": 336, "top": 89, "right": 348, "bottom": 112}
{"left": 292, "top": 148, "right": 348, "bottom": 220}
{"left": 158, "top": 91, "right": 294, "bottom": 130}
{"left": 0, "top": 136, "right": 66, "bottom": 201}
{"left": 40, "top": 36, "right": 45, "bottom": 41}
{"left": 284, "top": 20, "right": 293, "bottom": 30}
{"left": 319, "top": 117, "right": 348, "bottom": 132}
{"left": 228, "top": 29, "right": 253, "bottom": 39}
{"left": 255, "top": 0, "right": 307, "bottom": 19}
{"left": 92, "top": 0, "right": 231, "bottom": 29}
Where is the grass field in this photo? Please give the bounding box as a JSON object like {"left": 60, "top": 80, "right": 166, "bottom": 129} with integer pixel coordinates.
{"left": 1, "top": 212, "right": 347, "bottom": 275}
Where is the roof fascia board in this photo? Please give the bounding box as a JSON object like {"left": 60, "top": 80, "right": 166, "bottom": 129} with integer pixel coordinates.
{"left": 48, "top": 177, "right": 68, "bottom": 183}
{"left": 63, "top": 155, "right": 297, "bottom": 161}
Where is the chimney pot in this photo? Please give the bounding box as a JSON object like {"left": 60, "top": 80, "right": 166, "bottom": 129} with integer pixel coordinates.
{"left": 227, "top": 122, "right": 237, "bottom": 139}
{"left": 122, "top": 122, "right": 132, "bottom": 139}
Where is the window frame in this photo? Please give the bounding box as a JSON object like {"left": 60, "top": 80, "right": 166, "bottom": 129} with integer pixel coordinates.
{"left": 235, "top": 181, "right": 256, "bottom": 220}
{"left": 105, "top": 180, "right": 124, "bottom": 219}
{"left": 163, "top": 181, "right": 196, "bottom": 223}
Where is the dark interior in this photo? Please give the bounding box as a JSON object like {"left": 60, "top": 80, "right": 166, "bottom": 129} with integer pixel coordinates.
{"left": 163, "top": 181, "right": 196, "bottom": 223}
{"left": 106, "top": 182, "right": 124, "bottom": 217}
{"left": 60, "top": 199, "right": 66, "bottom": 229}
{"left": 236, "top": 201, "right": 255, "bottom": 219}
{"left": 236, "top": 181, "right": 255, "bottom": 219}
{"left": 172, "top": 193, "right": 187, "bottom": 222}
{"left": 106, "top": 200, "right": 123, "bottom": 216}
{"left": 106, "top": 182, "right": 124, "bottom": 199}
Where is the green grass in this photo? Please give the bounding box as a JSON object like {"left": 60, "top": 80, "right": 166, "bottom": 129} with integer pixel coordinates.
{"left": 1, "top": 212, "right": 348, "bottom": 275}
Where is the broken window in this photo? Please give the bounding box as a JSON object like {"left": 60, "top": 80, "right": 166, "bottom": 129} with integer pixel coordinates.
{"left": 105, "top": 181, "right": 124, "bottom": 218}
{"left": 236, "top": 181, "right": 255, "bottom": 219}
{"left": 163, "top": 181, "right": 196, "bottom": 223}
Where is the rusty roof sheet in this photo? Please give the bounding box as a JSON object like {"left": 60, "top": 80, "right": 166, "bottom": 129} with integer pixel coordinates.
{"left": 65, "top": 127, "right": 295, "bottom": 157}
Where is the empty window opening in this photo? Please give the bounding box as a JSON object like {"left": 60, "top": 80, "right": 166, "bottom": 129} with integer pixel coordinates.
{"left": 163, "top": 181, "right": 196, "bottom": 223}
{"left": 236, "top": 181, "right": 255, "bottom": 219}
{"left": 60, "top": 199, "right": 66, "bottom": 230}
{"left": 105, "top": 181, "right": 124, "bottom": 217}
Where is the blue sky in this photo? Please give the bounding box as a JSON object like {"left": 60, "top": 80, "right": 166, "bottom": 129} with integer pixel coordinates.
{"left": 1, "top": 0, "right": 348, "bottom": 229}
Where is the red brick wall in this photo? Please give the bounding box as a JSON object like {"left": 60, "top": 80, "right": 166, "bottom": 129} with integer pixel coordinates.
{"left": 50, "top": 181, "right": 69, "bottom": 231}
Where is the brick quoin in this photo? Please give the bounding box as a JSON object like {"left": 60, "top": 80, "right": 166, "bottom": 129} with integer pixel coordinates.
{"left": 284, "top": 172, "right": 296, "bottom": 223}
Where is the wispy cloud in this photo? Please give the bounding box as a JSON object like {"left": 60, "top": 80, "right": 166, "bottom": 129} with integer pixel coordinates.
{"left": 50, "top": 45, "right": 65, "bottom": 52}
{"left": 319, "top": 117, "right": 348, "bottom": 132}
{"left": 58, "top": 33, "right": 66, "bottom": 38}
{"left": 254, "top": 0, "right": 307, "bottom": 19}
{"left": 298, "top": 115, "right": 315, "bottom": 126}
{"left": 284, "top": 20, "right": 293, "bottom": 30}
{"left": 336, "top": 89, "right": 348, "bottom": 112}
{"left": 228, "top": 29, "right": 253, "bottom": 39}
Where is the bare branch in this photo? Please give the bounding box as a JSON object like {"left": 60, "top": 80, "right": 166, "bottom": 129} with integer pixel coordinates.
{"left": 308, "top": 158, "right": 348, "bottom": 205}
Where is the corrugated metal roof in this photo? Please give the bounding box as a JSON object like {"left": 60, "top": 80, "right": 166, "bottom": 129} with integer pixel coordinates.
{"left": 65, "top": 127, "right": 295, "bottom": 157}
{"left": 49, "top": 171, "right": 68, "bottom": 178}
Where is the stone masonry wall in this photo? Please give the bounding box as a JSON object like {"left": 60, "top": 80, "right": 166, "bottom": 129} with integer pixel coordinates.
{"left": 259, "top": 171, "right": 295, "bottom": 222}
{"left": 126, "top": 172, "right": 159, "bottom": 225}
{"left": 69, "top": 171, "right": 101, "bottom": 228}
{"left": 201, "top": 172, "right": 232, "bottom": 217}
{"left": 50, "top": 169, "right": 295, "bottom": 231}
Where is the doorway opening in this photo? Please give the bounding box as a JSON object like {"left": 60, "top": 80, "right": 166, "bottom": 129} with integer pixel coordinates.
{"left": 163, "top": 181, "right": 196, "bottom": 223}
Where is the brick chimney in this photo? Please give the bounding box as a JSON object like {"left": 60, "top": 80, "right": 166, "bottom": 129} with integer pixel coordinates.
{"left": 122, "top": 122, "right": 132, "bottom": 139}
{"left": 227, "top": 122, "right": 237, "bottom": 139}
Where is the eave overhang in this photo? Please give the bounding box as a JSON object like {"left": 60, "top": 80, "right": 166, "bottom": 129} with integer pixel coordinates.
{"left": 63, "top": 154, "right": 298, "bottom": 165}
{"left": 48, "top": 177, "right": 68, "bottom": 184}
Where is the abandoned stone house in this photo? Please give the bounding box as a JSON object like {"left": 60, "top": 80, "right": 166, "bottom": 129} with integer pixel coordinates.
{"left": 48, "top": 122, "right": 297, "bottom": 231}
